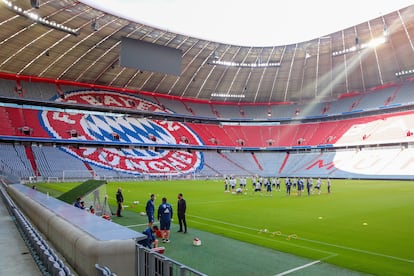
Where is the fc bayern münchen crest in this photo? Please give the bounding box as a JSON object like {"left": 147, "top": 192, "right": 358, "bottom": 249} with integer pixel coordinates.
{"left": 40, "top": 90, "right": 204, "bottom": 176}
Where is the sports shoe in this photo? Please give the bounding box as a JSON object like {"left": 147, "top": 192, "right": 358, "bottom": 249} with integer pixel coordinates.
{"left": 164, "top": 239, "right": 170, "bottom": 243}
{"left": 162, "top": 239, "right": 166, "bottom": 243}
{"left": 177, "top": 230, "right": 183, "bottom": 232}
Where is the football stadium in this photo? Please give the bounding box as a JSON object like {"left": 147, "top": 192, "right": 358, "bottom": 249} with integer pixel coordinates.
{"left": 1, "top": 1, "right": 414, "bottom": 275}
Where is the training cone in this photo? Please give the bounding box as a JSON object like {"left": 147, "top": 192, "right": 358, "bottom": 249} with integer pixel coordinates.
{"left": 193, "top": 237, "right": 202, "bottom": 246}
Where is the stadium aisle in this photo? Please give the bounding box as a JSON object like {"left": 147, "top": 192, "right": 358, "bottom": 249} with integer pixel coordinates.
{"left": 0, "top": 196, "right": 42, "bottom": 276}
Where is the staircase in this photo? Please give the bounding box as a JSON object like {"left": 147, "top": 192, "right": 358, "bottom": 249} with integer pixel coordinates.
{"left": 24, "top": 145, "right": 40, "bottom": 176}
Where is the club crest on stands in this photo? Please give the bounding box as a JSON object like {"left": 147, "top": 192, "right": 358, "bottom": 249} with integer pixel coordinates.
{"left": 40, "top": 90, "right": 204, "bottom": 175}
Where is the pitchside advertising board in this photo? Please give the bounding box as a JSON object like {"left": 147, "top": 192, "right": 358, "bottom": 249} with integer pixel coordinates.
{"left": 39, "top": 90, "right": 204, "bottom": 176}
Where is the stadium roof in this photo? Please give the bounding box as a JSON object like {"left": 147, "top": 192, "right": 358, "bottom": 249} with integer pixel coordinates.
{"left": 0, "top": 0, "right": 414, "bottom": 103}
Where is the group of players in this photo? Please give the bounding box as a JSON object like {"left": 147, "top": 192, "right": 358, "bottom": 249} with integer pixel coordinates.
{"left": 224, "top": 176, "right": 331, "bottom": 196}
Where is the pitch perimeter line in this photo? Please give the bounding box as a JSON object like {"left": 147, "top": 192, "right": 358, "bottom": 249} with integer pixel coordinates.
{"left": 191, "top": 219, "right": 336, "bottom": 256}
{"left": 275, "top": 260, "right": 321, "bottom": 276}
{"left": 189, "top": 214, "right": 414, "bottom": 264}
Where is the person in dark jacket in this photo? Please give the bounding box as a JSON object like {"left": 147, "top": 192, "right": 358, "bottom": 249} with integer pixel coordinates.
{"left": 146, "top": 194, "right": 155, "bottom": 226}
{"left": 177, "top": 193, "right": 187, "bottom": 233}
{"left": 138, "top": 225, "right": 159, "bottom": 249}
{"left": 116, "top": 187, "right": 124, "bottom": 217}
{"left": 158, "top": 197, "right": 173, "bottom": 243}
{"left": 74, "top": 196, "right": 85, "bottom": 210}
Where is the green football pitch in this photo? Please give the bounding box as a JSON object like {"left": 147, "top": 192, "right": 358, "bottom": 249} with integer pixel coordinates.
{"left": 38, "top": 179, "right": 414, "bottom": 275}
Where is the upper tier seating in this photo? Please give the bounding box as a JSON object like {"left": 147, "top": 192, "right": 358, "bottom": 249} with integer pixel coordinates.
{"left": 2, "top": 78, "right": 414, "bottom": 120}
{"left": 0, "top": 78, "right": 20, "bottom": 98}
{"left": 183, "top": 101, "right": 216, "bottom": 117}
{"left": 356, "top": 85, "right": 400, "bottom": 110}
{"left": 151, "top": 96, "right": 191, "bottom": 115}
{"left": 212, "top": 103, "right": 242, "bottom": 119}
{"left": 392, "top": 79, "right": 414, "bottom": 105}
{"left": 0, "top": 78, "right": 59, "bottom": 100}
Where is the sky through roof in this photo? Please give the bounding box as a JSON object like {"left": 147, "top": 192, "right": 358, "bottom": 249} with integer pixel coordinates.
{"left": 81, "top": 0, "right": 413, "bottom": 46}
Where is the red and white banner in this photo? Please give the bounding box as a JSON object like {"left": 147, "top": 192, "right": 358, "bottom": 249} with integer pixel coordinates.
{"left": 40, "top": 91, "right": 204, "bottom": 175}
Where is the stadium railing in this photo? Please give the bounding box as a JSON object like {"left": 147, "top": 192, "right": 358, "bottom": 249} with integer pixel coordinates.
{"left": 136, "top": 245, "right": 207, "bottom": 276}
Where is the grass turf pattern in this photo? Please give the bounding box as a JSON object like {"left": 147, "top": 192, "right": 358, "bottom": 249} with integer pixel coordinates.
{"left": 57, "top": 179, "right": 107, "bottom": 204}
{"left": 38, "top": 179, "right": 414, "bottom": 275}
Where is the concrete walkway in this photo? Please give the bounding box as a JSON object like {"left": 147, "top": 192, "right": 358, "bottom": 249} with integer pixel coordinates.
{"left": 0, "top": 196, "right": 42, "bottom": 276}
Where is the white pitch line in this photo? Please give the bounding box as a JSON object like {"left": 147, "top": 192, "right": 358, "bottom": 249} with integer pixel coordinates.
{"left": 191, "top": 219, "right": 336, "bottom": 256}
{"left": 189, "top": 214, "right": 258, "bottom": 231}
{"left": 275, "top": 260, "right": 321, "bottom": 276}
{"left": 188, "top": 214, "right": 414, "bottom": 264}
{"left": 191, "top": 197, "right": 256, "bottom": 206}
{"left": 295, "top": 235, "right": 414, "bottom": 264}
